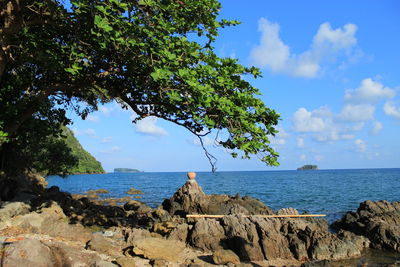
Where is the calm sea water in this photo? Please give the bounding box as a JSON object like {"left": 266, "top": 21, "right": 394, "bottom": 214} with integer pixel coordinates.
{"left": 47, "top": 168, "right": 400, "bottom": 223}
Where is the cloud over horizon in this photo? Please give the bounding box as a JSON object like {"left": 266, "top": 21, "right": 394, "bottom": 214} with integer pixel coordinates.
{"left": 250, "top": 18, "right": 358, "bottom": 78}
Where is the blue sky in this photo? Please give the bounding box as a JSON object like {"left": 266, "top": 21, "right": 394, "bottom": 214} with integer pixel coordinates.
{"left": 69, "top": 0, "right": 400, "bottom": 172}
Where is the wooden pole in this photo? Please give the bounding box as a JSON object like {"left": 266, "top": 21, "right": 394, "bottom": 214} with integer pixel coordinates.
{"left": 186, "top": 214, "right": 326, "bottom": 218}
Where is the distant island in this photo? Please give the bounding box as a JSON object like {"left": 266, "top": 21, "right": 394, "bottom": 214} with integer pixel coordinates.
{"left": 114, "top": 168, "right": 142, "bottom": 173}
{"left": 297, "top": 165, "right": 318, "bottom": 170}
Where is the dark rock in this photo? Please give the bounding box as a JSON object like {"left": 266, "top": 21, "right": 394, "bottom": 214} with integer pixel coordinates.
{"left": 300, "top": 259, "right": 330, "bottom": 267}
{"left": 332, "top": 200, "right": 400, "bottom": 252}
{"left": 162, "top": 179, "right": 273, "bottom": 216}
{"left": 0, "top": 179, "right": 18, "bottom": 201}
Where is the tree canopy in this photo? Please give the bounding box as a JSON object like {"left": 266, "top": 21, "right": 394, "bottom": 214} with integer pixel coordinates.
{"left": 0, "top": 0, "right": 280, "bottom": 175}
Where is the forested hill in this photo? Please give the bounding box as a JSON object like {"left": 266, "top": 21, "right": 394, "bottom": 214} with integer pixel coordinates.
{"left": 63, "top": 127, "right": 105, "bottom": 174}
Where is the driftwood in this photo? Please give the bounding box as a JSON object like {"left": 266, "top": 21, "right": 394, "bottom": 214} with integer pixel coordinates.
{"left": 186, "top": 214, "right": 326, "bottom": 218}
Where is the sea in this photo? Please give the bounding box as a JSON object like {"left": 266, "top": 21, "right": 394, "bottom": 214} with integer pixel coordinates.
{"left": 47, "top": 168, "right": 400, "bottom": 223}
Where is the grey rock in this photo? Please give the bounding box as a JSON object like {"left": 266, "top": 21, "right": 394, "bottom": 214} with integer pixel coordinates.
{"left": 0, "top": 201, "right": 31, "bottom": 222}
{"left": 189, "top": 218, "right": 225, "bottom": 251}
{"left": 332, "top": 200, "right": 400, "bottom": 252}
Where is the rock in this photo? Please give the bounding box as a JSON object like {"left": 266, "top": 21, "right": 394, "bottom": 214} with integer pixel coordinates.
{"left": 0, "top": 202, "right": 31, "bottom": 223}
{"left": 332, "top": 200, "right": 400, "bottom": 252}
{"left": 153, "top": 221, "right": 177, "bottom": 235}
{"left": 1, "top": 239, "right": 58, "bottom": 267}
{"left": 124, "top": 200, "right": 145, "bottom": 211}
{"left": 125, "top": 228, "right": 152, "bottom": 245}
{"left": 212, "top": 249, "right": 240, "bottom": 264}
{"left": 128, "top": 237, "right": 186, "bottom": 262}
{"left": 250, "top": 217, "right": 293, "bottom": 260}
{"left": 221, "top": 215, "right": 264, "bottom": 261}
{"left": 152, "top": 208, "right": 172, "bottom": 222}
{"left": 161, "top": 179, "right": 273, "bottom": 216}
{"left": 167, "top": 223, "right": 189, "bottom": 242}
{"left": 126, "top": 188, "right": 143, "bottom": 195}
{"left": 149, "top": 259, "right": 168, "bottom": 267}
{"left": 277, "top": 207, "right": 299, "bottom": 215}
{"left": 115, "top": 256, "right": 138, "bottom": 267}
{"left": 86, "top": 233, "right": 122, "bottom": 255}
{"left": 87, "top": 189, "right": 109, "bottom": 194}
{"left": 307, "top": 231, "right": 361, "bottom": 260}
{"left": 0, "top": 179, "right": 19, "bottom": 201}
{"left": 300, "top": 260, "right": 331, "bottom": 267}
{"left": 189, "top": 218, "right": 225, "bottom": 251}
{"left": 93, "top": 260, "right": 119, "bottom": 267}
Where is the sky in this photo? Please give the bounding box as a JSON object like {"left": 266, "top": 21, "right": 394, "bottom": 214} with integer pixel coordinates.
{"left": 69, "top": 0, "right": 400, "bottom": 172}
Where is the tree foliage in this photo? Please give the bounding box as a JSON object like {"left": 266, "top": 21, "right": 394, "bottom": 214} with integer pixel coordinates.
{"left": 0, "top": 0, "right": 280, "bottom": 174}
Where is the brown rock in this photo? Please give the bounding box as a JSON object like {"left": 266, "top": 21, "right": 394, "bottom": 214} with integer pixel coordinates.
{"left": 115, "top": 256, "right": 137, "bottom": 267}
{"left": 167, "top": 223, "right": 189, "bottom": 242}
{"left": 153, "top": 221, "right": 177, "bottom": 235}
{"left": 2, "top": 239, "right": 58, "bottom": 267}
{"left": 86, "top": 233, "right": 122, "bottom": 255}
{"left": 189, "top": 218, "right": 225, "bottom": 251}
{"left": 212, "top": 249, "right": 240, "bottom": 264}
{"left": 129, "top": 237, "right": 186, "bottom": 262}
{"left": 221, "top": 215, "right": 264, "bottom": 261}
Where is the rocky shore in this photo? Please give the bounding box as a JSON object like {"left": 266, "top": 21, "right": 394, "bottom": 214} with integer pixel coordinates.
{"left": 0, "top": 173, "right": 399, "bottom": 266}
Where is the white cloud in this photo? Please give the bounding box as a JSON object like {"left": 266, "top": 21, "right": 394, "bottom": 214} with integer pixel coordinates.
{"left": 270, "top": 127, "right": 289, "bottom": 145}
{"left": 370, "top": 121, "right": 383, "bottom": 135}
{"left": 354, "top": 139, "right": 367, "bottom": 153}
{"left": 111, "top": 146, "right": 121, "bottom": 151}
{"left": 292, "top": 106, "right": 366, "bottom": 144}
{"left": 314, "top": 155, "right": 324, "bottom": 161}
{"left": 340, "top": 134, "right": 355, "bottom": 140}
{"left": 71, "top": 127, "right": 81, "bottom": 136}
{"left": 300, "top": 154, "right": 306, "bottom": 161}
{"left": 86, "top": 114, "right": 99, "bottom": 122}
{"left": 345, "top": 78, "right": 396, "bottom": 103}
{"left": 250, "top": 18, "right": 358, "bottom": 78}
{"left": 338, "top": 104, "right": 375, "bottom": 121}
{"left": 99, "top": 106, "right": 114, "bottom": 116}
{"left": 296, "top": 137, "right": 305, "bottom": 148}
{"left": 101, "top": 136, "right": 113, "bottom": 143}
{"left": 99, "top": 146, "right": 121, "bottom": 154}
{"left": 135, "top": 117, "right": 168, "bottom": 136}
{"left": 383, "top": 101, "right": 400, "bottom": 119}
{"left": 191, "top": 136, "right": 218, "bottom": 147}
{"left": 270, "top": 138, "right": 285, "bottom": 145}
{"left": 292, "top": 107, "right": 332, "bottom": 132}
{"left": 83, "top": 128, "right": 96, "bottom": 137}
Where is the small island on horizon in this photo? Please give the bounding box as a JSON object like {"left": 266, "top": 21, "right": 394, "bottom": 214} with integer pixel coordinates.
{"left": 114, "top": 168, "right": 142, "bottom": 173}
{"left": 297, "top": 164, "right": 319, "bottom": 171}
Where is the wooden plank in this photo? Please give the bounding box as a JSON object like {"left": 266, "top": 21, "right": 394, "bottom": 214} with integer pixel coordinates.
{"left": 186, "top": 214, "right": 326, "bottom": 218}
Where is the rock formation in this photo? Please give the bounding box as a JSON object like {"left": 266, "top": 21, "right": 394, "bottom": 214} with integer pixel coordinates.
{"left": 332, "top": 200, "right": 400, "bottom": 252}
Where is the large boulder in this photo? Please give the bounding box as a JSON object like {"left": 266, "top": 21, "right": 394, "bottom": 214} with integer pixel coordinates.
{"left": 161, "top": 179, "right": 273, "bottom": 216}
{"left": 128, "top": 237, "right": 186, "bottom": 262}
{"left": 189, "top": 218, "right": 225, "bottom": 251}
{"left": 332, "top": 200, "right": 400, "bottom": 252}
{"left": 1, "top": 239, "right": 57, "bottom": 267}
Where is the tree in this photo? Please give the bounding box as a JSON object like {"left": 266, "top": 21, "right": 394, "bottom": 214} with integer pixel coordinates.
{"left": 0, "top": 0, "right": 280, "bottom": 174}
